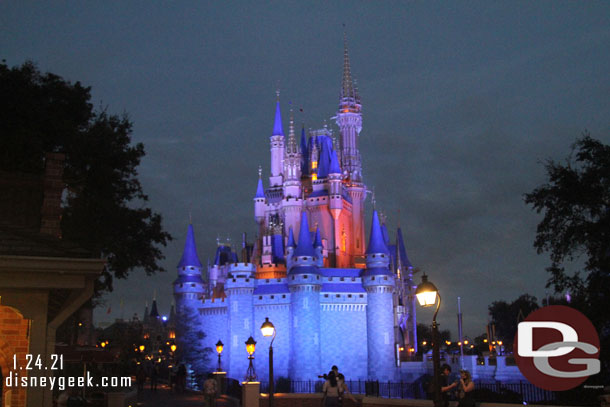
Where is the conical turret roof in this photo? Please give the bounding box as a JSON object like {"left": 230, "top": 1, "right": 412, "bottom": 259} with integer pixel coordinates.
{"left": 287, "top": 227, "right": 296, "bottom": 248}
{"left": 272, "top": 93, "right": 284, "bottom": 136}
{"left": 366, "top": 210, "right": 389, "bottom": 255}
{"left": 294, "top": 212, "right": 315, "bottom": 257}
{"left": 177, "top": 224, "right": 203, "bottom": 268}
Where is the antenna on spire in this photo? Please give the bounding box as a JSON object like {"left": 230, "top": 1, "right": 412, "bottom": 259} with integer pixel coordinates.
{"left": 372, "top": 187, "right": 376, "bottom": 210}
{"left": 275, "top": 81, "right": 280, "bottom": 101}
{"left": 258, "top": 165, "right": 262, "bottom": 178}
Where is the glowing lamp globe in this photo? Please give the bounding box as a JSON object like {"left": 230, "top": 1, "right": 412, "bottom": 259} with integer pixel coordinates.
{"left": 170, "top": 344, "right": 177, "bottom": 352}
{"left": 415, "top": 274, "right": 438, "bottom": 307}
{"left": 139, "top": 345, "right": 145, "bottom": 352}
{"left": 245, "top": 336, "right": 256, "bottom": 356}
{"left": 260, "top": 317, "right": 275, "bottom": 337}
{"left": 215, "top": 340, "right": 224, "bottom": 354}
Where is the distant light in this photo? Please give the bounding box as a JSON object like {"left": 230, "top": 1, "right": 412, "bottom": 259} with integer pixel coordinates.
{"left": 162, "top": 316, "right": 168, "bottom": 322}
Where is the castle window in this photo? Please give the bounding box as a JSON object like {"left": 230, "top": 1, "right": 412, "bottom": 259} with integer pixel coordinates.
{"left": 359, "top": 294, "right": 364, "bottom": 298}
{"left": 277, "top": 279, "right": 281, "bottom": 282}
{"left": 292, "top": 276, "right": 295, "bottom": 280}
{"left": 336, "top": 294, "right": 340, "bottom": 298}
{"left": 372, "top": 276, "right": 375, "bottom": 280}
{"left": 352, "top": 277, "right": 355, "bottom": 281}
{"left": 191, "top": 284, "right": 195, "bottom": 287}
{"left": 348, "top": 294, "right": 352, "bottom": 298}
{"left": 259, "top": 296, "right": 263, "bottom": 300}
{"left": 282, "top": 295, "right": 286, "bottom": 298}
{"left": 384, "top": 276, "right": 388, "bottom": 280}
{"left": 372, "top": 254, "right": 376, "bottom": 258}
{"left": 329, "top": 277, "right": 333, "bottom": 281}
{"left": 324, "top": 294, "right": 329, "bottom": 298}
{"left": 317, "top": 275, "right": 320, "bottom": 280}
{"left": 246, "top": 278, "right": 250, "bottom": 282}
{"left": 271, "top": 295, "right": 275, "bottom": 299}
{"left": 232, "top": 279, "right": 236, "bottom": 282}
{"left": 340, "top": 277, "right": 345, "bottom": 281}
{"left": 180, "top": 284, "right": 183, "bottom": 288}
{"left": 266, "top": 279, "right": 270, "bottom": 283}
{"left": 182, "top": 267, "right": 186, "bottom": 271}
{"left": 303, "top": 275, "right": 308, "bottom": 279}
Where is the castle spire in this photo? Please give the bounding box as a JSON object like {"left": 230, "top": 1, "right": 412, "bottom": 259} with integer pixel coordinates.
{"left": 286, "top": 103, "right": 297, "bottom": 154}
{"left": 294, "top": 212, "right": 315, "bottom": 257}
{"left": 272, "top": 89, "right": 284, "bottom": 136}
{"left": 177, "top": 224, "right": 203, "bottom": 268}
{"left": 366, "top": 210, "right": 389, "bottom": 255}
{"left": 287, "top": 226, "right": 296, "bottom": 248}
{"left": 340, "top": 28, "right": 360, "bottom": 109}
{"left": 255, "top": 166, "right": 265, "bottom": 198}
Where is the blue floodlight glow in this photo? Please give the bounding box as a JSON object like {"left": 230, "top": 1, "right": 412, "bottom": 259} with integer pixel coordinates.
{"left": 162, "top": 316, "right": 168, "bottom": 322}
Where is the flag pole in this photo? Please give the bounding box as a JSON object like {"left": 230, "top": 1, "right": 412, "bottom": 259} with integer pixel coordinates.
{"left": 458, "top": 297, "right": 464, "bottom": 369}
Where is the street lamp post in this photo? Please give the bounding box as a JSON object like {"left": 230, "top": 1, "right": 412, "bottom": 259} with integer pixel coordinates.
{"left": 216, "top": 340, "right": 224, "bottom": 371}
{"left": 415, "top": 274, "right": 442, "bottom": 407}
{"left": 245, "top": 336, "right": 257, "bottom": 382}
{"left": 260, "top": 317, "right": 276, "bottom": 407}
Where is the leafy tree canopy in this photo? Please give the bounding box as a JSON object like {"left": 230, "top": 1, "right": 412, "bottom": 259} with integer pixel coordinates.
{"left": 524, "top": 133, "right": 609, "bottom": 379}
{"left": 0, "top": 60, "right": 172, "bottom": 293}
{"left": 524, "top": 134, "right": 609, "bottom": 293}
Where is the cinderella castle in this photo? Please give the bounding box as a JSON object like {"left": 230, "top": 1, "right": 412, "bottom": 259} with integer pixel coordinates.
{"left": 173, "top": 37, "right": 418, "bottom": 382}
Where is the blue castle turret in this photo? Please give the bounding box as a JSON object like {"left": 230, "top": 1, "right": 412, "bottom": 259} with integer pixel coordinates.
{"left": 226, "top": 262, "right": 256, "bottom": 377}
{"left": 363, "top": 211, "right": 397, "bottom": 381}
{"left": 288, "top": 212, "right": 322, "bottom": 379}
{"left": 174, "top": 224, "right": 205, "bottom": 312}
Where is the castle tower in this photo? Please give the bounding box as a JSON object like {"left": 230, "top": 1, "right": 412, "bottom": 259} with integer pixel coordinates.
{"left": 336, "top": 32, "right": 366, "bottom": 259}
{"left": 288, "top": 212, "right": 321, "bottom": 379}
{"left": 283, "top": 107, "right": 303, "bottom": 236}
{"left": 269, "top": 91, "right": 285, "bottom": 187}
{"left": 173, "top": 224, "right": 205, "bottom": 313}
{"left": 226, "top": 263, "right": 256, "bottom": 378}
{"left": 328, "top": 150, "right": 344, "bottom": 267}
{"left": 362, "top": 211, "right": 396, "bottom": 381}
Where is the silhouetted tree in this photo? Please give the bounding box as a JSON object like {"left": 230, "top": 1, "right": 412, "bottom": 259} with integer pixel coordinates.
{"left": 0, "top": 61, "right": 172, "bottom": 293}
{"left": 488, "top": 294, "right": 539, "bottom": 351}
{"left": 524, "top": 133, "right": 610, "bottom": 379}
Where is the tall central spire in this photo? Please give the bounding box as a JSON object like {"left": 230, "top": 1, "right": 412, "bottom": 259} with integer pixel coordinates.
{"left": 340, "top": 29, "right": 361, "bottom": 111}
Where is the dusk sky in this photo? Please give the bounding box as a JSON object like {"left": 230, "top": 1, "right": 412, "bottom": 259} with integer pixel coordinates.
{"left": 2, "top": 2, "right": 609, "bottom": 338}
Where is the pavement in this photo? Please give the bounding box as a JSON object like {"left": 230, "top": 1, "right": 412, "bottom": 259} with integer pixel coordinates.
{"left": 136, "top": 384, "right": 236, "bottom": 407}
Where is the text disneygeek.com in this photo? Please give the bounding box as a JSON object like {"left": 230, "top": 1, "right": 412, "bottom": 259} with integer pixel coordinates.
{"left": 4, "top": 371, "right": 132, "bottom": 391}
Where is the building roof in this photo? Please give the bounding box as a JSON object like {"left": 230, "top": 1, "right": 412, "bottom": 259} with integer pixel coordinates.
{"left": 149, "top": 299, "right": 159, "bottom": 318}
{"left": 177, "top": 224, "right": 203, "bottom": 268}
{"left": 0, "top": 225, "right": 92, "bottom": 258}
{"left": 255, "top": 177, "right": 265, "bottom": 198}
{"left": 287, "top": 227, "right": 295, "bottom": 248}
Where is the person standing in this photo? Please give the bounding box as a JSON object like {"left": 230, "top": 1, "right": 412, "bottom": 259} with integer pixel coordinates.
{"left": 337, "top": 373, "right": 357, "bottom": 406}
{"left": 204, "top": 373, "right": 219, "bottom": 407}
{"left": 150, "top": 363, "right": 159, "bottom": 392}
{"left": 322, "top": 371, "right": 340, "bottom": 407}
{"left": 456, "top": 370, "right": 475, "bottom": 407}
{"left": 439, "top": 364, "right": 457, "bottom": 407}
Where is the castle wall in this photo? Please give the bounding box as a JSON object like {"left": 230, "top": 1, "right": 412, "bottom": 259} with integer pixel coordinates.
{"left": 319, "top": 301, "right": 368, "bottom": 380}
{"left": 198, "top": 300, "right": 229, "bottom": 373}
{"left": 253, "top": 300, "right": 291, "bottom": 380}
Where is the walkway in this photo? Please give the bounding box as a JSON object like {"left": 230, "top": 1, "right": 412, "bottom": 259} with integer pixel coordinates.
{"left": 137, "top": 384, "right": 236, "bottom": 407}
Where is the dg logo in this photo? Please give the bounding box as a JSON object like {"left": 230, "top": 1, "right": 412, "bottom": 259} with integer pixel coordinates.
{"left": 514, "top": 305, "right": 600, "bottom": 391}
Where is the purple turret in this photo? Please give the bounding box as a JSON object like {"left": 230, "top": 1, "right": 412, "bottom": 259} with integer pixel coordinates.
{"left": 270, "top": 90, "right": 285, "bottom": 187}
